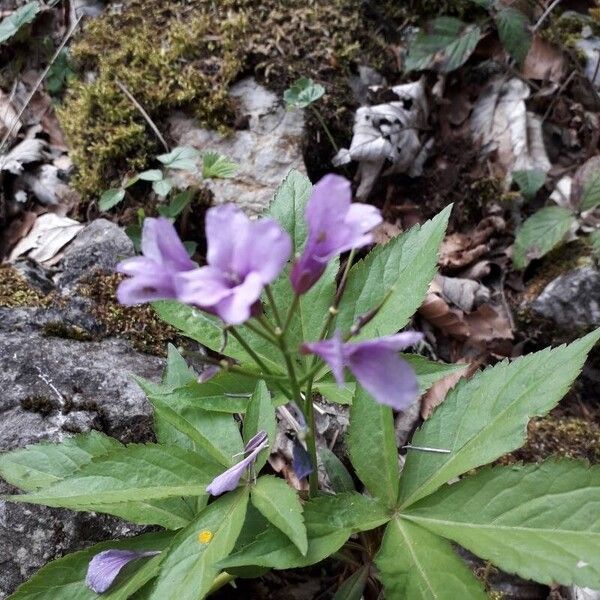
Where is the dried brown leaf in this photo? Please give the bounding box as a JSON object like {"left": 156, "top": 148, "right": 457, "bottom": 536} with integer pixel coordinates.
{"left": 522, "top": 35, "right": 566, "bottom": 83}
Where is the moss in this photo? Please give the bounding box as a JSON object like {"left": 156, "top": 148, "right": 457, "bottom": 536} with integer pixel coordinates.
{"left": 0, "top": 266, "right": 50, "bottom": 308}
{"left": 77, "top": 272, "right": 182, "bottom": 355}
{"left": 540, "top": 11, "right": 597, "bottom": 57}
{"left": 500, "top": 416, "right": 600, "bottom": 464}
{"left": 42, "top": 321, "right": 94, "bottom": 342}
{"left": 59, "top": 0, "right": 383, "bottom": 200}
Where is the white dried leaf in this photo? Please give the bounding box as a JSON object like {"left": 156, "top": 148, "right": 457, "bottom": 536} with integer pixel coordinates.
{"left": 21, "top": 164, "right": 62, "bottom": 205}
{"left": 9, "top": 213, "right": 84, "bottom": 263}
{"left": 0, "top": 138, "right": 45, "bottom": 174}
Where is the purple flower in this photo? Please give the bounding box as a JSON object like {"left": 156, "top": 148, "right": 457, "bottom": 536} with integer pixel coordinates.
{"left": 86, "top": 549, "right": 160, "bottom": 594}
{"left": 206, "top": 431, "right": 269, "bottom": 496}
{"left": 302, "top": 331, "right": 423, "bottom": 410}
{"left": 116, "top": 217, "right": 195, "bottom": 305}
{"left": 292, "top": 439, "right": 313, "bottom": 480}
{"left": 177, "top": 204, "right": 291, "bottom": 324}
{"left": 290, "top": 174, "right": 382, "bottom": 294}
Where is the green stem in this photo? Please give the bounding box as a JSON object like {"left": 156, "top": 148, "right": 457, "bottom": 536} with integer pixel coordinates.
{"left": 208, "top": 571, "right": 235, "bottom": 595}
{"left": 304, "top": 374, "right": 319, "bottom": 496}
{"left": 310, "top": 105, "right": 339, "bottom": 153}
{"left": 224, "top": 363, "right": 288, "bottom": 383}
{"left": 264, "top": 284, "right": 283, "bottom": 330}
{"left": 243, "top": 320, "right": 278, "bottom": 345}
{"left": 282, "top": 293, "right": 300, "bottom": 335}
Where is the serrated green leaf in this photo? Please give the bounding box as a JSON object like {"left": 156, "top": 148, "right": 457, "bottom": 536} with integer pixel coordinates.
{"left": 404, "top": 461, "right": 600, "bottom": 588}
{"left": 149, "top": 488, "right": 249, "bottom": 600}
{"left": 495, "top": 7, "right": 531, "bottom": 65}
{"left": 405, "top": 18, "right": 481, "bottom": 73}
{"left": 512, "top": 169, "right": 546, "bottom": 200}
{"left": 5, "top": 443, "right": 222, "bottom": 508}
{"left": 202, "top": 151, "right": 238, "bottom": 178}
{"left": 251, "top": 475, "right": 307, "bottom": 554}
{"left": 398, "top": 329, "right": 600, "bottom": 508}
{"left": 336, "top": 206, "right": 450, "bottom": 340}
{"left": 156, "top": 146, "right": 200, "bottom": 171}
{"left": 348, "top": 387, "right": 399, "bottom": 507}
{"left": 137, "top": 169, "right": 163, "bottom": 182}
{"left": 243, "top": 380, "right": 276, "bottom": 471}
{"left": 0, "top": 430, "right": 121, "bottom": 492}
{"left": 8, "top": 531, "right": 173, "bottom": 600}
{"left": 513, "top": 206, "right": 575, "bottom": 269}
{"left": 375, "top": 518, "right": 486, "bottom": 599}
{"left": 99, "top": 188, "right": 125, "bottom": 211}
{"left": 0, "top": 2, "right": 39, "bottom": 44}
{"left": 581, "top": 172, "right": 600, "bottom": 211}
{"left": 220, "top": 492, "right": 389, "bottom": 570}
{"left": 320, "top": 447, "right": 355, "bottom": 493}
{"left": 137, "top": 375, "right": 244, "bottom": 465}
{"left": 163, "top": 344, "right": 196, "bottom": 387}
{"left": 333, "top": 565, "right": 369, "bottom": 600}
{"left": 152, "top": 300, "right": 283, "bottom": 372}
{"left": 268, "top": 169, "right": 312, "bottom": 253}
{"left": 284, "top": 77, "right": 326, "bottom": 109}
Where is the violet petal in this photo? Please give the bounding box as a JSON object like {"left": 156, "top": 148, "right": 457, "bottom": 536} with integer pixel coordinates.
{"left": 292, "top": 440, "right": 313, "bottom": 480}
{"left": 86, "top": 549, "right": 159, "bottom": 594}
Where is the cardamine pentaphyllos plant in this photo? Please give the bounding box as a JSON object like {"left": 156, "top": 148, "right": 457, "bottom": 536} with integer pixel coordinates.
{"left": 1, "top": 170, "right": 599, "bottom": 600}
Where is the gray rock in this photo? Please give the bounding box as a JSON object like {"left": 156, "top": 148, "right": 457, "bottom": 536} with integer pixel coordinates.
{"left": 532, "top": 266, "right": 600, "bottom": 329}
{"left": 568, "top": 587, "right": 600, "bottom": 600}
{"left": 57, "top": 218, "right": 134, "bottom": 288}
{"left": 168, "top": 77, "right": 306, "bottom": 215}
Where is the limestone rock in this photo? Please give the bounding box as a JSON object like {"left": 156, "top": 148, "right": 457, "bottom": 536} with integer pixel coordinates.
{"left": 168, "top": 77, "right": 306, "bottom": 215}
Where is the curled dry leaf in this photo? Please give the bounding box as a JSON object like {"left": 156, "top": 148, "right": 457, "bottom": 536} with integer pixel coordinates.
{"left": 0, "top": 138, "right": 45, "bottom": 174}
{"left": 433, "top": 273, "right": 491, "bottom": 313}
{"left": 522, "top": 35, "right": 566, "bottom": 83}
{"left": 471, "top": 77, "right": 551, "bottom": 176}
{"left": 419, "top": 292, "right": 470, "bottom": 338}
{"left": 333, "top": 79, "right": 431, "bottom": 200}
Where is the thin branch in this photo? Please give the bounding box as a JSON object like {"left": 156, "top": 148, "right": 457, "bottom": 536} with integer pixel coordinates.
{"left": 532, "top": 0, "right": 562, "bottom": 32}
{"left": 0, "top": 13, "right": 84, "bottom": 152}
{"left": 115, "top": 79, "right": 169, "bottom": 152}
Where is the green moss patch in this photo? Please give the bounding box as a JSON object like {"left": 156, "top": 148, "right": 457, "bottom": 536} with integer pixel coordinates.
{"left": 0, "top": 266, "right": 51, "bottom": 308}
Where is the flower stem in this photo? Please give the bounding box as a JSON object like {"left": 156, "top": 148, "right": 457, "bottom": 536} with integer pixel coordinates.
{"left": 310, "top": 105, "right": 339, "bottom": 153}
{"left": 264, "top": 284, "right": 283, "bottom": 330}
{"left": 282, "top": 293, "right": 300, "bottom": 336}
{"left": 304, "top": 373, "right": 319, "bottom": 496}
{"left": 243, "top": 320, "right": 278, "bottom": 345}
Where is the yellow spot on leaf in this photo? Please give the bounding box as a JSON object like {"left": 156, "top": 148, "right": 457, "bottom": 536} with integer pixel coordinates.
{"left": 198, "top": 530, "right": 213, "bottom": 544}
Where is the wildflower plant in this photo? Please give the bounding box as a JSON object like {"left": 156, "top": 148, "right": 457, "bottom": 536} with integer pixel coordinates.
{"left": 2, "top": 170, "right": 600, "bottom": 599}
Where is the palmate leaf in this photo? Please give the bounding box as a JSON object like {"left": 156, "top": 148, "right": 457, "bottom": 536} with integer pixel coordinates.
{"left": 149, "top": 488, "right": 249, "bottom": 600}
{"left": 336, "top": 206, "right": 450, "bottom": 340}
{"left": 375, "top": 518, "right": 486, "bottom": 600}
{"left": 4, "top": 443, "right": 221, "bottom": 509}
{"left": 8, "top": 531, "right": 173, "bottom": 600}
{"left": 202, "top": 151, "right": 237, "bottom": 179}
{"left": 348, "top": 387, "right": 398, "bottom": 507}
{"left": 398, "top": 329, "right": 600, "bottom": 508}
{"left": 156, "top": 146, "right": 200, "bottom": 171}
{"left": 220, "top": 492, "right": 389, "bottom": 570}
{"left": 403, "top": 461, "right": 600, "bottom": 588}
{"left": 284, "top": 77, "right": 326, "bottom": 109}
{"left": 405, "top": 18, "right": 481, "bottom": 73}
{"left": 251, "top": 475, "right": 307, "bottom": 555}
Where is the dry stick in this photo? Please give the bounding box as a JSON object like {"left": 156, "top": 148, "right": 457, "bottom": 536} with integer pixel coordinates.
{"left": 115, "top": 79, "right": 170, "bottom": 152}
{"left": 0, "top": 13, "right": 84, "bottom": 153}
{"left": 532, "top": 0, "right": 562, "bottom": 32}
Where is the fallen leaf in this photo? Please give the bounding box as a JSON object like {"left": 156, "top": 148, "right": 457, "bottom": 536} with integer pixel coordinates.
{"left": 0, "top": 89, "right": 21, "bottom": 140}
{"left": 522, "top": 35, "right": 566, "bottom": 83}
{"left": 421, "top": 362, "right": 478, "bottom": 419}
{"left": 433, "top": 273, "right": 491, "bottom": 312}
{"left": 0, "top": 138, "right": 45, "bottom": 174}
{"left": 463, "top": 303, "right": 514, "bottom": 342}
{"left": 418, "top": 292, "right": 470, "bottom": 338}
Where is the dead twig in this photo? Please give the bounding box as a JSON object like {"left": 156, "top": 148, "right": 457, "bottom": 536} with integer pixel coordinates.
{"left": 115, "top": 79, "right": 170, "bottom": 152}
{"left": 532, "top": 0, "right": 562, "bottom": 33}
{"left": 0, "top": 14, "right": 84, "bottom": 153}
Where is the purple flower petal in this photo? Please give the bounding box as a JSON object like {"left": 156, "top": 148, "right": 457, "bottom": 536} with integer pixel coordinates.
{"left": 291, "top": 174, "right": 382, "bottom": 294}
{"left": 302, "top": 330, "right": 346, "bottom": 387}
{"left": 205, "top": 204, "right": 249, "bottom": 272}
{"left": 211, "top": 272, "right": 265, "bottom": 325}
{"left": 116, "top": 217, "right": 196, "bottom": 305}
{"left": 292, "top": 439, "right": 313, "bottom": 480}
{"left": 86, "top": 549, "right": 159, "bottom": 594}
{"left": 206, "top": 431, "right": 269, "bottom": 496}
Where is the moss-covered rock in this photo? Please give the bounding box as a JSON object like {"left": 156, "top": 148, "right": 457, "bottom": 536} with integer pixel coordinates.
{"left": 0, "top": 266, "right": 50, "bottom": 308}
{"left": 59, "top": 0, "right": 385, "bottom": 199}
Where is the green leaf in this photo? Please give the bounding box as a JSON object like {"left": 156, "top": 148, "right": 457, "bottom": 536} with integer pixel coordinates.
{"left": 136, "top": 377, "right": 244, "bottom": 466}
{"left": 157, "top": 189, "right": 194, "bottom": 218}
{"left": 495, "top": 7, "right": 531, "bottom": 65}
{"left": 251, "top": 475, "right": 307, "bottom": 555}
{"left": 202, "top": 151, "right": 238, "bottom": 178}
{"left": 220, "top": 492, "right": 389, "bottom": 570}
{"left": 404, "top": 460, "right": 600, "bottom": 588}
{"left": 149, "top": 488, "right": 249, "bottom": 600}
{"left": 153, "top": 178, "right": 173, "bottom": 197}
{"left": 99, "top": 188, "right": 125, "bottom": 211}
{"left": 137, "top": 169, "right": 163, "bottom": 182}
{"left": 0, "top": 430, "right": 121, "bottom": 492}
{"left": 0, "top": 2, "right": 39, "bottom": 44}
{"left": 243, "top": 380, "right": 276, "bottom": 471}
{"left": 5, "top": 443, "right": 221, "bottom": 508}
{"left": 348, "top": 387, "right": 399, "bottom": 507}
{"left": 153, "top": 300, "right": 283, "bottom": 372}
{"left": 398, "top": 329, "right": 600, "bottom": 508}
{"left": 512, "top": 169, "right": 546, "bottom": 200}
{"left": 157, "top": 146, "right": 200, "bottom": 171}
{"left": 405, "top": 18, "right": 481, "bottom": 73}
{"left": 283, "top": 77, "right": 326, "bottom": 109}
{"left": 375, "top": 518, "right": 486, "bottom": 600}
{"left": 333, "top": 565, "right": 370, "bottom": 600}
{"left": 580, "top": 171, "right": 600, "bottom": 211}
{"left": 163, "top": 343, "right": 196, "bottom": 387}
{"left": 336, "top": 206, "right": 450, "bottom": 340}
{"left": 513, "top": 206, "right": 575, "bottom": 269}
{"left": 268, "top": 169, "right": 312, "bottom": 253}
{"left": 7, "top": 531, "right": 173, "bottom": 600}
{"left": 590, "top": 229, "right": 600, "bottom": 257}
{"left": 320, "top": 447, "right": 355, "bottom": 493}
